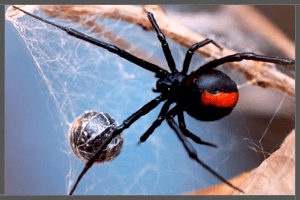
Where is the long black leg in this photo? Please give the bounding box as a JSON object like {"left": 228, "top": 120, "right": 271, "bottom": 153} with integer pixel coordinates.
{"left": 198, "top": 52, "right": 295, "bottom": 72}
{"left": 69, "top": 95, "right": 165, "bottom": 195}
{"left": 138, "top": 100, "right": 172, "bottom": 145}
{"left": 166, "top": 107, "right": 243, "bottom": 193}
{"left": 147, "top": 12, "right": 177, "bottom": 73}
{"left": 178, "top": 111, "right": 218, "bottom": 148}
{"left": 182, "top": 39, "right": 222, "bottom": 75}
{"left": 13, "top": 6, "right": 168, "bottom": 78}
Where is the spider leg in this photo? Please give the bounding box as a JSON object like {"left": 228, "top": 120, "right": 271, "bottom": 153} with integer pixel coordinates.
{"left": 13, "top": 6, "right": 168, "bottom": 78}
{"left": 198, "top": 52, "right": 295, "bottom": 72}
{"left": 178, "top": 111, "right": 218, "bottom": 148}
{"left": 138, "top": 100, "right": 173, "bottom": 145}
{"left": 69, "top": 94, "right": 165, "bottom": 195}
{"left": 147, "top": 12, "right": 177, "bottom": 73}
{"left": 166, "top": 106, "right": 243, "bottom": 193}
{"left": 182, "top": 39, "right": 222, "bottom": 75}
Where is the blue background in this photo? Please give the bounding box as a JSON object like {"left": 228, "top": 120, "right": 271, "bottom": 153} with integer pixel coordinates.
{"left": 5, "top": 12, "right": 67, "bottom": 195}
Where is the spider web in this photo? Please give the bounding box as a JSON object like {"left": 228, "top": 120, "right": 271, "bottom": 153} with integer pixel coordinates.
{"left": 5, "top": 5, "right": 295, "bottom": 195}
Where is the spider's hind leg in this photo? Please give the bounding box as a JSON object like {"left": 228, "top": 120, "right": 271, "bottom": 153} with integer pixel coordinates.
{"left": 178, "top": 111, "right": 218, "bottom": 148}
{"left": 200, "top": 52, "right": 295, "bottom": 71}
{"left": 166, "top": 106, "right": 243, "bottom": 193}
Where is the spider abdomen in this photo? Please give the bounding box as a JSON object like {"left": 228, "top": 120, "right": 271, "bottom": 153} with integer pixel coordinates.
{"left": 183, "top": 69, "right": 239, "bottom": 121}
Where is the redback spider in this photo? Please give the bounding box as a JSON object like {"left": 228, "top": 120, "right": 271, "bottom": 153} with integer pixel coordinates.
{"left": 12, "top": 6, "right": 295, "bottom": 195}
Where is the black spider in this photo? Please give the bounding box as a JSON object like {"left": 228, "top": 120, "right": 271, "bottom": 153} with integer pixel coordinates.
{"left": 12, "top": 6, "right": 295, "bottom": 195}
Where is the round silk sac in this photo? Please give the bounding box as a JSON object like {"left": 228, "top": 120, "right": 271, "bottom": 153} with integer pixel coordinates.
{"left": 68, "top": 111, "right": 124, "bottom": 164}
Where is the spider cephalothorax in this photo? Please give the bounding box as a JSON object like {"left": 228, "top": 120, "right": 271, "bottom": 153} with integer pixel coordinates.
{"left": 154, "top": 72, "right": 185, "bottom": 97}
{"left": 12, "top": 6, "right": 295, "bottom": 195}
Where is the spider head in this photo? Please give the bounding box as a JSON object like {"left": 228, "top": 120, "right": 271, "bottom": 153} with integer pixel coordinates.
{"left": 153, "top": 72, "right": 186, "bottom": 97}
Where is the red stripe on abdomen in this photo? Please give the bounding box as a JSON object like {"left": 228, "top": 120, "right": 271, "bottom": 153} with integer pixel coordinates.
{"left": 201, "top": 91, "right": 239, "bottom": 108}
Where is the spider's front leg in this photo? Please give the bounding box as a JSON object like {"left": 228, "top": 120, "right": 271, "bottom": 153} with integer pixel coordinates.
{"left": 147, "top": 12, "right": 177, "bottom": 73}
{"left": 138, "top": 100, "right": 172, "bottom": 145}
{"left": 69, "top": 94, "right": 165, "bottom": 195}
{"left": 11, "top": 6, "right": 169, "bottom": 79}
{"left": 166, "top": 106, "right": 243, "bottom": 193}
